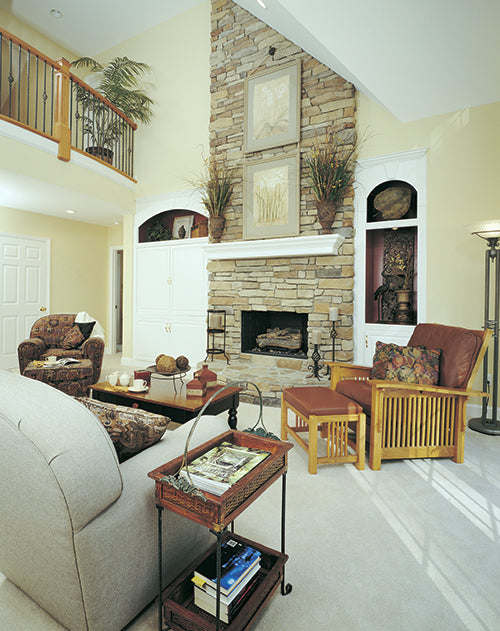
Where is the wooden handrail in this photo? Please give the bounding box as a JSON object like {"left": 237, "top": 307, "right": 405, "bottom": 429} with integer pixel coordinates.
{"left": 0, "top": 26, "right": 136, "bottom": 177}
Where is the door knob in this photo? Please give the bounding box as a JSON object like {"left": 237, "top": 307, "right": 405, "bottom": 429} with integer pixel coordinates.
{"left": 40, "top": 306, "right": 47, "bottom": 311}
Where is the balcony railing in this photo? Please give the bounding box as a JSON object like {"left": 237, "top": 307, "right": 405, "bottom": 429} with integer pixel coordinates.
{"left": 0, "top": 27, "right": 137, "bottom": 179}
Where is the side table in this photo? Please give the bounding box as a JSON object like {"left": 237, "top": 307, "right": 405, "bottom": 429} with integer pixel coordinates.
{"left": 148, "top": 430, "right": 293, "bottom": 631}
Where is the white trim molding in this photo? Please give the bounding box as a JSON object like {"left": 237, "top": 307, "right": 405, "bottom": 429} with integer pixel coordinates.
{"left": 203, "top": 233, "right": 345, "bottom": 261}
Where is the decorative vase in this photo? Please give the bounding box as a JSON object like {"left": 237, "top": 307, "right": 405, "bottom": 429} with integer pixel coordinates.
{"left": 85, "top": 146, "right": 113, "bottom": 165}
{"left": 209, "top": 216, "right": 225, "bottom": 242}
{"left": 395, "top": 289, "right": 413, "bottom": 324}
{"left": 314, "top": 200, "right": 337, "bottom": 234}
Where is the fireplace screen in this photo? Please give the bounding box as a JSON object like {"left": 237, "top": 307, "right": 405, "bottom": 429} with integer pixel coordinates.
{"left": 241, "top": 310, "right": 308, "bottom": 358}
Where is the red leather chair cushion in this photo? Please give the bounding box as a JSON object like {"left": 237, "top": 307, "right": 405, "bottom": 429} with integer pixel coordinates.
{"left": 408, "top": 323, "right": 482, "bottom": 389}
{"left": 283, "top": 386, "right": 362, "bottom": 418}
{"left": 335, "top": 380, "right": 373, "bottom": 415}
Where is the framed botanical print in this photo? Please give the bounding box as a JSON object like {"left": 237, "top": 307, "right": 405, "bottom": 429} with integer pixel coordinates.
{"left": 243, "top": 154, "right": 300, "bottom": 240}
{"left": 172, "top": 215, "right": 194, "bottom": 239}
{"left": 244, "top": 60, "right": 301, "bottom": 153}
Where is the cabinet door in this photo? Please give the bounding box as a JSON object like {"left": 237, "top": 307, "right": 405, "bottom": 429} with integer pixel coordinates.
{"left": 170, "top": 242, "right": 208, "bottom": 318}
{"left": 363, "top": 324, "right": 415, "bottom": 365}
{"left": 135, "top": 245, "right": 171, "bottom": 318}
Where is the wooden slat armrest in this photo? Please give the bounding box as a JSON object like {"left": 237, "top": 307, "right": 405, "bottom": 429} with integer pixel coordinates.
{"left": 370, "top": 380, "right": 488, "bottom": 398}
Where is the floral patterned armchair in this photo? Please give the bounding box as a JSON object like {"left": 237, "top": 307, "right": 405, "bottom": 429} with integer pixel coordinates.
{"left": 17, "top": 314, "right": 105, "bottom": 384}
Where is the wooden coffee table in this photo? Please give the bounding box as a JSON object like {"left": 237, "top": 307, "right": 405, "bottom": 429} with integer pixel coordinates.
{"left": 90, "top": 380, "right": 242, "bottom": 427}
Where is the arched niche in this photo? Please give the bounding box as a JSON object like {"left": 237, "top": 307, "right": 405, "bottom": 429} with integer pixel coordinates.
{"left": 138, "top": 209, "right": 208, "bottom": 243}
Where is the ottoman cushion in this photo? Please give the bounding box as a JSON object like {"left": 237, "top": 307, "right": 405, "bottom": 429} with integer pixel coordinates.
{"left": 283, "top": 387, "right": 363, "bottom": 418}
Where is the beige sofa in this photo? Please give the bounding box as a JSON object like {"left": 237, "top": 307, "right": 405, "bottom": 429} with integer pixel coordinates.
{"left": 0, "top": 370, "right": 230, "bottom": 631}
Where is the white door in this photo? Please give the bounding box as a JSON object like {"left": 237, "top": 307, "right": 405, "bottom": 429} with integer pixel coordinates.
{"left": 0, "top": 233, "right": 50, "bottom": 370}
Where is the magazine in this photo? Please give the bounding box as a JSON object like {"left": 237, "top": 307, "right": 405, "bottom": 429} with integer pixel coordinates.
{"left": 43, "top": 358, "right": 80, "bottom": 367}
{"left": 181, "top": 442, "right": 270, "bottom": 496}
{"left": 193, "top": 538, "right": 261, "bottom": 596}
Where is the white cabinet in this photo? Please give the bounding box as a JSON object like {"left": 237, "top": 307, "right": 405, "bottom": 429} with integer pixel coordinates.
{"left": 134, "top": 239, "right": 209, "bottom": 367}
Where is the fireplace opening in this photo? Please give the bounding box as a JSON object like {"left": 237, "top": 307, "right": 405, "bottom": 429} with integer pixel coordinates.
{"left": 241, "top": 310, "right": 308, "bottom": 358}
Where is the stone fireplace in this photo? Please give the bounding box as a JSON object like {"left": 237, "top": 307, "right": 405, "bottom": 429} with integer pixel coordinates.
{"left": 205, "top": 1, "right": 357, "bottom": 403}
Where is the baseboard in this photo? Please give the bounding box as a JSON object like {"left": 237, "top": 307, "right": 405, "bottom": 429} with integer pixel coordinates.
{"left": 467, "top": 402, "right": 500, "bottom": 421}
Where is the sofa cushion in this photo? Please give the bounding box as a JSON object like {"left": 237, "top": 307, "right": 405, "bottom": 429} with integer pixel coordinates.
{"left": 283, "top": 386, "right": 363, "bottom": 417}
{"left": 77, "top": 397, "right": 171, "bottom": 461}
{"left": 336, "top": 380, "right": 373, "bottom": 416}
{"left": 62, "top": 325, "right": 86, "bottom": 349}
{"left": 408, "top": 323, "right": 482, "bottom": 388}
{"left": 370, "top": 341, "right": 402, "bottom": 379}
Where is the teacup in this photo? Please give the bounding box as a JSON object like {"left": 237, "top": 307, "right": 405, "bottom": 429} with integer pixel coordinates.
{"left": 47, "top": 356, "right": 57, "bottom": 365}
{"left": 118, "top": 373, "right": 131, "bottom": 387}
{"left": 133, "top": 379, "right": 147, "bottom": 390}
{"left": 108, "top": 372, "right": 119, "bottom": 386}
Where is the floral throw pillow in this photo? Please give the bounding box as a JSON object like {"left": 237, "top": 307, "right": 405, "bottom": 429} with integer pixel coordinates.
{"left": 77, "top": 397, "right": 170, "bottom": 461}
{"left": 385, "top": 346, "right": 441, "bottom": 385}
{"left": 370, "top": 341, "right": 441, "bottom": 385}
{"left": 62, "top": 325, "right": 85, "bottom": 349}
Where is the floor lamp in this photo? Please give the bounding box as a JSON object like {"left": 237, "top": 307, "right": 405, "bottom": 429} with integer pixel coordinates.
{"left": 469, "top": 222, "right": 500, "bottom": 435}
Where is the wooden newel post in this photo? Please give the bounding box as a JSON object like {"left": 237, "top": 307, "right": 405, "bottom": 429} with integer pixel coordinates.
{"left": 55, "top": 57, "right": 71, "bottom": 162}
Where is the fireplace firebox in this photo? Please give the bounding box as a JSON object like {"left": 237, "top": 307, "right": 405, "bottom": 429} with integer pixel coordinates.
{"left": 241, "top": 310, "right": 308, "bottom": 358}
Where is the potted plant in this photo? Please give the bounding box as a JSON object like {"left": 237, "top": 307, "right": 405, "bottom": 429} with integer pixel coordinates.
{"left": 71, "top": 56, "right": 153, "bottom": 163}
{"left": 305, "top": 130, "right": 356, "bottom": 233}
{"left": 197, "top": 157, "right": 234, "bottom": 242}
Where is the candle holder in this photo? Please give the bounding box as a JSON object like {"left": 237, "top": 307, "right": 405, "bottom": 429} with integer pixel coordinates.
{"left": 307, "top": 344, "right": 324, "bottom": 380}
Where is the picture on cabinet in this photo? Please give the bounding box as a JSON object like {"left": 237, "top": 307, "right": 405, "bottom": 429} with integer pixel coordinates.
{"left": 173, "top": 215, "right": 194, "bottom": 239}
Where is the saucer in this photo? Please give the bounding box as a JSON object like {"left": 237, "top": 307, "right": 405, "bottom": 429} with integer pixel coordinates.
{"left": 128, "top": 386, "right": 148, "bottom": 393}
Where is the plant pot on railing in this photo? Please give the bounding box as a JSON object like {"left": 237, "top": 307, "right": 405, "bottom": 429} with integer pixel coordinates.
{"left": 85, "top": 146, "right": 113, "bottom": 165}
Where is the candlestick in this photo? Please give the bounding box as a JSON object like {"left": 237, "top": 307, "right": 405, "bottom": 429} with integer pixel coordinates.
{"left": 329, "top": 306, "right": 339, "bottom": 321}
{"left": 311, "top": 330, "right": 321, "bottom": 345}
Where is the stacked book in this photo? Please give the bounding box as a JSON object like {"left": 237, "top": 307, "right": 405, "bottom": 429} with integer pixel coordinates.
{"left": 192, "top": 538, "right": 262, "bottom": 623}
{"left": 181, "top": 441, "right": 270, "bottom": 496}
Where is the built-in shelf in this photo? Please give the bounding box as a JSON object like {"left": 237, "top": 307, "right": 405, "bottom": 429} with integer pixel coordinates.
{"left": 203, "top": 233, "right": 345, "bottom": 261}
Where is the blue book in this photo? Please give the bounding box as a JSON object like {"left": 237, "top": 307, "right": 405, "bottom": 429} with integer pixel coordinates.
{"left": 193, "top": 539, "right": 261, "bottom": 596}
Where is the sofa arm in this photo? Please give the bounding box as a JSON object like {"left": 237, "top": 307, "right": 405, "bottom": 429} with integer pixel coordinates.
{"left": 17, "top": 337, "right": 46, "bottom": 374}
{"left": 82, "top": 336, "right": 105, "bottom": 383}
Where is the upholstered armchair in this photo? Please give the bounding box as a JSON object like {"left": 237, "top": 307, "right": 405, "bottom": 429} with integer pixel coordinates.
{"left": 17, "top": 314, "right": 105, "bottom": 384}
{"left": 329, "top": 323, "right": 491, "bottom": 470}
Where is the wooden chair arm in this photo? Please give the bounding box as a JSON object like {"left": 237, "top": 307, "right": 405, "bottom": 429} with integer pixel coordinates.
{"left": 327, "top": 362, "right": 371, "bottom": 389}
{"left": 370, "top": 380, "right": 488, "bottom": 398}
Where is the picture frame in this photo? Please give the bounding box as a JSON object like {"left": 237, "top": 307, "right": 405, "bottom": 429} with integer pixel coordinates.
{"left": 243, "top": 60, "right": 301, "bottom": 153}
{"left": 172, "top": 215, "right": 194, "bottom": 239}
{"left": 243, "top": 154, "right": 300, "bottom": 240}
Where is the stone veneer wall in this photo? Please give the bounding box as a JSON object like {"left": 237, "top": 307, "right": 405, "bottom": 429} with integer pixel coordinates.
{"left": 208, "top": 0, "right": 357, "bottom": 367}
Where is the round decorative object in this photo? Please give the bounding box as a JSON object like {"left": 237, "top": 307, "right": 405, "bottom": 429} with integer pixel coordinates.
{"left": 146, "top": 365, "right": 191, "bottom": 379}
{"left": 209, "top": 216, "right": 225, "bottom": 242}
{"left": 373, "top": 187, "right": 411, "bottom": 220}
{"left": 314, "top": 200, "right": 337, "bottom": 234}
{"left": 176, "top": 355, "right": 189, "bottom": 371}
{"left": 156, "top": 354, "right": 177, "bottom": 374}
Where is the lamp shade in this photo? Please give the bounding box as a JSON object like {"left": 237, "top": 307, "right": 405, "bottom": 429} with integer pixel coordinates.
{"left": 468, "top": 220, "right": 500, "bottom": 240}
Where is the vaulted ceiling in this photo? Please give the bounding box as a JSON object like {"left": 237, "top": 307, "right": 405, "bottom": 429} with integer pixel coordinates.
{"left": 3, "top": 0, "right": 499, "bottom": 122}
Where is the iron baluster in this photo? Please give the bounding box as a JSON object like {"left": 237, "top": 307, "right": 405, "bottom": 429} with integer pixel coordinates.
{"left": 42, "top": 59, "right": 47, "bottom": 134}
{"left": 26, "top": 50, "right": 30, "bottom": 126}
{"left": 50, "top": 64, "right": 54, "bottom": 136}
{"left": 35, "top": 56, "right": 39, "bottom": 130}
{"left": 8, "top": 37, "right": 13, "bottom": 119}
{"left": 17, "top": 43, "right": 21, "bottom": 122}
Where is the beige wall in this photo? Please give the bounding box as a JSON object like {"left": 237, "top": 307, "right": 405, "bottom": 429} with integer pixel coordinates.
{"left": 92, "top": 2, "right": 211, "bottom": 198}
{"left": 357, "top": 94, "right": 500, "bottom": 330}
{"left": 1, "top": 206, "right": 108, "bottom": 329}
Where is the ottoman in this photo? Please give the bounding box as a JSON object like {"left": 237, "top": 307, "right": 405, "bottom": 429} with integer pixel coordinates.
{"left": 23, "top": 359, "right": 94, "bottom": 397}
{"left": 281, "top": 386, "right": 365, "bottom": 474}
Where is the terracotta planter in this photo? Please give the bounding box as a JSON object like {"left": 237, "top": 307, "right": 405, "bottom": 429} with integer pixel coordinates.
{"left": 209, "top": 216, "right": 225, "bottom": 242}
{"left": 314, "top": 200, "right": 337, "bottom": 234}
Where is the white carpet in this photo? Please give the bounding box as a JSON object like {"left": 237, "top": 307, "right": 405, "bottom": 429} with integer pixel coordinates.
{"left": 1, "top": 401, "right": 499, "bottom": 631}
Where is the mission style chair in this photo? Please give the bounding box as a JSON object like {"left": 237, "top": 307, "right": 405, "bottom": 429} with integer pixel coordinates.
{"left": 329, "top": 323, "right": 492, "bottom": 470}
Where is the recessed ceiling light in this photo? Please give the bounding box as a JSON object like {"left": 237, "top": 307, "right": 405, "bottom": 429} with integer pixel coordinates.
{"left": 66, "top": 209, "right": 76, "bottom": 214}
{"left": 256, "top": 0, "right": 267, "bottom": 8}
{"left": 49, "top": 8, "right": 63, "bottom": 18}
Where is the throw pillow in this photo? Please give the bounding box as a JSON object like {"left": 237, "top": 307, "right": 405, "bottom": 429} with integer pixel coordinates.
{"left": 76, "top": 321, "right": 96, "bottom": 340}
{"left": 77, "top": 397, "right": 170, "bottom": 461}
{"left": 370, "top": 341, "right": 403, "bottom": 379}
{"left": 385, "top": 346, "right": 441, "bottom": 385}
{"left": 62, "top": 325, "right": 86, "bottom": 349}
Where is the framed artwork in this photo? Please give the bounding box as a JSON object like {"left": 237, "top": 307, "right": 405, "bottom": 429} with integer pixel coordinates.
{"left": 243, "top": 154, "right": 299, "bottom": 240}
{"left": 172, "top": 215, "right": 194, "bottom": 239}
{"left": 244, "top": 60, "right": 301, "bottom": 153}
